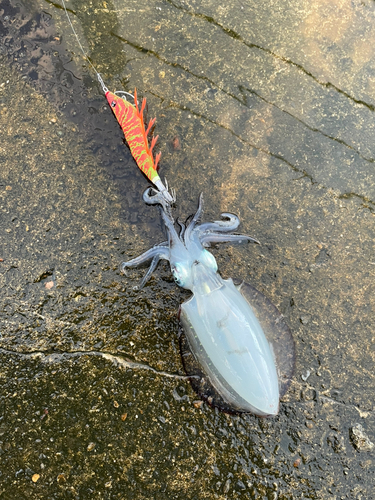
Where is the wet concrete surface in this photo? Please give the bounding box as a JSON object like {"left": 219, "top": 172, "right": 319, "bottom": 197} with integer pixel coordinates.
{"left": 0, "top": 0, "right": 374, "bottom": 498}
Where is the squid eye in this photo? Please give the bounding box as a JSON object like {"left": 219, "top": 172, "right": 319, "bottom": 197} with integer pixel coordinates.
{"left": 111, "top": 101, "right": 116, "bottom": 108}
{"left": 172, "top": 264, "right": 189, "bottom": 287}
{"left": 172, "top": 268, "right": 182, "bottom": 286}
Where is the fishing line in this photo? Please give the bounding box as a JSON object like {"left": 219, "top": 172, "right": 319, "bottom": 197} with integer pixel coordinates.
{"left": 59, "top": 0, "right": 173, "bottom": 202}
{"left": 60, "top": 0, "right": 108, "bottom": 93}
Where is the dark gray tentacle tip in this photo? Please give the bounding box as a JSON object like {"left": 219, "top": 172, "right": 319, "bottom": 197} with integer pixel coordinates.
{"left": 244, "top": 236, "right": 260, "bottom": 245}
{"left": 239, "top": 234, "right": 260, "bottom": 245}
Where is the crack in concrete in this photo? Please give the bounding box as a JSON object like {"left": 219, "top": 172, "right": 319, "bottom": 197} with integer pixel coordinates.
{"left": 239, "top": 86, "right": 375, "bottom": 165}
{"left": 0, "top": 347, "right": 197, "bottom": 380}
{"left": 337, "top": 192, "right": 375, "bottom": 212}
{"left": 148, "top": 89, "right": 315, "bottom": 183}
{"left": 166, "top": 0, "right": 375, "bottom": 113}
{"left": 44, "top": 0, "right": 75, "bottom": 15}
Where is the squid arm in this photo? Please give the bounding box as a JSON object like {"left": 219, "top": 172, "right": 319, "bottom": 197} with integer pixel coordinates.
{"left": 200, "top": 233, "right": 260, "bottom": 247}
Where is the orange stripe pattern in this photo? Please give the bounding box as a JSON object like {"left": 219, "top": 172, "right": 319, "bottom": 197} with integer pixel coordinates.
{"left": 106, "top": 90, "right": 161, "bottom": 182}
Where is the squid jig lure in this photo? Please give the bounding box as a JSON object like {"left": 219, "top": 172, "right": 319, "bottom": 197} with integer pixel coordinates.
{"left": 61, "top": 0, "right": 173, "bottom": 202}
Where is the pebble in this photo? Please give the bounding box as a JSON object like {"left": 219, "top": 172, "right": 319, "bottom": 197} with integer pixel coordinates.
{"left": 172, "top": 136, "right": 181, "bottom": 150}
{"left": 300, "top": 315, "right": 311, "bottom": 325}
{"left": 301, "top": 370, "right": 311, "bottom": 381}
{"left": 87, "top": 442, "right": 96, "bottom": 452}
{"left": 223, "top": 479, "right": 231, "bottom": 494}
{"left": 349, "top": 424, "right": 374, "bottom": 452}
{"left": 57, "top": 474, "right": 66, "bottom": 484}
{"left": 32, "top": 473, "right": 40, "bottom": 483}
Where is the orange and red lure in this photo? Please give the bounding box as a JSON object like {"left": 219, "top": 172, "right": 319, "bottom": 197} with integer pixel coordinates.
{"left": 60, "top": 0, "right": 173, "bottom": 202}
{"left": 105, "top": 89, "right": 172, "bottom": 202}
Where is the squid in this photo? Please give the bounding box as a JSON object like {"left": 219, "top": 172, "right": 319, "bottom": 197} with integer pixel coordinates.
{"left": 122, "top": 189, "right": 295, "bottom": 416}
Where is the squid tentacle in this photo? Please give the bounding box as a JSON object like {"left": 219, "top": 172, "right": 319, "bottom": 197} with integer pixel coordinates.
{"left": 176, "top": 218, "right": 186, "bottom": 239}
{"left": 138, "top": 254, "right": 166, "bottom": 289}
{"left": 200, "top": 233, "right": 260, "bottom": 247}
{"left": 196, "top": 213, "right": 240, "bottom": 234}
{"left": 121, "top": 244, "right": 169, "bottom": 272}
{"left": 184, "top": 193, "right": 204, "bottom": 245}
{"left": 143, "top": 187, "right": 173, "bottom": 217}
